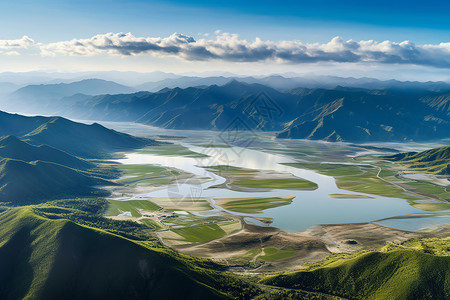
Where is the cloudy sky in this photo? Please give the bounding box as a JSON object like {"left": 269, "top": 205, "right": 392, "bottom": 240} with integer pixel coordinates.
{"left": 1, "top": 0, "right": 449, "bottom": 80}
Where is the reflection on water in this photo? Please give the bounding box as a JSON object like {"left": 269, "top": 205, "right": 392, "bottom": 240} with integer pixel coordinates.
{"left": 114, "top": 142, "right": 427, "bottom": 232}
{"left": 376, "top": 215, "right": 450, "bottom": 231}
{"left": 104, "top": 121, "right": 448, "bottom": 232}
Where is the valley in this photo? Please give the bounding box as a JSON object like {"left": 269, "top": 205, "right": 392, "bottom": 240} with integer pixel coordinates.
{"left": 0, "top": 78, "right": 448, "bottom": 299}
{"left": 98, "top": 123, "right": 449, "bottom": 274}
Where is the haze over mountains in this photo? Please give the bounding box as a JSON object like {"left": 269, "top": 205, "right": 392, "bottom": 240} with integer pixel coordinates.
{"left": 1, "top": 73, "right": 450, "bottom": 143}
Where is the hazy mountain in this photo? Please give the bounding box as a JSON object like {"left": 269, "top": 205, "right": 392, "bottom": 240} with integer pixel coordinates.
{"left": 0, "top": 136, "right": 93, "bottom": 170}
{"left": 136, "top": 76, "right": 232, "bottom": 92}
{"left": 0, "top": 82, "right": 19, "bottom": 96}
{"left": 0, "top": 71, "right": 179, "bottom": 86}
{"left": 0, "top": 110, "right": 157, "bottom": 158}
{"left": 56, "top": 81, "right": 450, "bottom": 142}
{"left": 136, "top": 75, "right": 450, "bottom": 92}
{"left": 3, "top": 79, "right": 135, "bottom": 114}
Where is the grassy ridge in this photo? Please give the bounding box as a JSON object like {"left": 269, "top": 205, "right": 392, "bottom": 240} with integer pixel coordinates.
{"left": 0, "top": 135, "right": 93, "bottom": 170}
{"left": 0, "top": 207, "right": 262, "bottom": 299}
{"left": 217, "top": 197, "right": 294, "bottom": 214}
{"left": 233, "top": 179, "right": 318, "bottom": 190}
{"left": 0, "top": 159, "right": 110, "bottom": 204}
{"left": 262, "top": 238, "right": 450, "bottom": 299}
{"left": 386, "top": 145, "right": 450, "bottom": 175}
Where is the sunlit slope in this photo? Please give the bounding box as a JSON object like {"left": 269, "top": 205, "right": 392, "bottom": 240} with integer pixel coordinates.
{"left": 0, "top": 159, "right": 108, "bottom": 204}
{"left": 0, "top": 207, "right": 228, "bottom": 300}
{"left": 22, "top": 117, "right": 153, "bottom": 158}
{"left": 386, "top": 145, "right": 450, "bottom": 175}
{"left": 0, "top": 110, "right": 156, "bottom": 158}
{"left": 262, "top": 240, "right": 450, "bottom": 299}
{"left": 0, "top": 135, "right": 93, "bottom": 170}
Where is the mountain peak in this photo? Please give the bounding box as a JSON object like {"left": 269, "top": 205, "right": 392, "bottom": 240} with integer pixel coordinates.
{"left": 0, "top": 135, "right": 23, "bottom": 145}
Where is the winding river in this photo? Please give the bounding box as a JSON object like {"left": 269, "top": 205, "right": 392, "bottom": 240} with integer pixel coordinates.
{"left": 113, "top": 140, "right": 450, "bottom": 232}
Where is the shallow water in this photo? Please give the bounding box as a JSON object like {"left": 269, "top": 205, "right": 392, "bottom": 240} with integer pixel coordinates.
{"left": 376, "top": 215, "right": 450, "bottom": 231}
{"left": 102, "top": 121, "right": 448, "bottom": 232}
{"left": 114, "top": 142, "right": 424, "bottom": 232}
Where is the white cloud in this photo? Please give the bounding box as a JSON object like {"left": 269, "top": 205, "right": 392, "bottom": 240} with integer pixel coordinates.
{"left": 3, "top": 51, "right": 20, "bottom": 56}
{"left": 0, "top": 36, "right": 35, "bottom": 49}
{"left": 4, "top": 33, "right": 450, "bottom": 69}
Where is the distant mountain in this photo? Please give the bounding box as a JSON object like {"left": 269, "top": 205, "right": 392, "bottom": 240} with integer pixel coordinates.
{"left": 136, "top": 76, "right": 232, "bottom": 92}
{"left": 0, "top": 136, "right": 93, "bottom": 170}
{"left": 0, "top": 82, "right": 19, "bottom": 96}
{"left": 63, "top": 81, "right": 293, "bottom": 130}
{"left": 0, "top": 70, "right": 180, "bottom": 86}
{"left": 277, "top": 89, "right": 450, "bottom": 142}
{"left": 3, "top": 79, "right": 450, "bottom": 143}
{"left": 57, "top": 81, "right": 450, "bottom": 142}
{"left": 0, "top": 207, "right": 230, "bottom": 299}
{"left": 13, "top": 78, "right": 134, "bottom": 98}
{"left": 3, "top": 79, "right": 135, "bottom": 114}
{"left": 0, "top": 110, "right": 156, "bottom": 158}
{"left": 386, "top": 145, "right": 450, "bottom": 175}
{"left": 0, "top": 158, "right": 109, "bottom": 204}
{"left": 136, "top": 75, "right": 450, "bottom": 92}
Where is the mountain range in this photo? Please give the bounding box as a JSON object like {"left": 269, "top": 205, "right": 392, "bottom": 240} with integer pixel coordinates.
{"left": 136, "top": 75, "right": 450, "bottom": 93}
{"left": 0, "top": 110, "right": 157, "bottom": 204}
{"left": 0, "top": 110, "right": 155, "bottom": 157}
{"left": 1, "top": 77, "right": 450, "bottom": 142}
{"left": 37, "top": 81, "right": 450, "bottom": 142}
{"left": 386, "top": 145, "right": 450, "bottom": 175}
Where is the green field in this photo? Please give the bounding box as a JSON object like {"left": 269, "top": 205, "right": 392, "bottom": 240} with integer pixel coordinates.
{"left": 233, "top": 179, "right": 318, "bottom": 190}
{"left": 162, "top": 214, "right": 229, "bottom": 228}
{"left": 139, "top": 218, "right": 163, "bottom": 230}
{"left": 207, "top": 165, "right": 258, "bottom": 174}
{"left": 402, "top": 181, "right": 450, "bottom": 202}
{"left": 284, "top": 162, "right": 419, "bottom": 200}
{"left": 171, "top": 224, "right": 228, "bottom": 243}
{"left": 259, "top": 248, "right": 296, "bottom": 261}
{"left": 329, "top": 193, "right": 374, "bottom": 199}
{"left": 138, "top": 144, "right": 208, "bottom": 158}
{"left": 116, "top": 164, "right": 180, "bottom": 187}
{"left": 217, "top": 197, "right": 294, "bottom": 214}
{"left": 105, "top": 199, "right": 161, "bottom": 217}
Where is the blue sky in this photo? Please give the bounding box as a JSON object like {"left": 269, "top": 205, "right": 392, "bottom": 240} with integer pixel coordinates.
{"left": 0, "top": 0, "right": 449, "bottom": 79}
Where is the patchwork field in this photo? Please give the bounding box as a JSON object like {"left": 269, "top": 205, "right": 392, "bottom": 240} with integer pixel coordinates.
{"left": 105, "top": 199, "right": 161, "bottom": 217}
{"left": 159, "top": 220, "right": 242, "bottom": 244}
{"left": 207, "top": 165, "right": 318, "bottom": 191}
{"left": 214, "top": 196, "right": 295, "bottom": 214}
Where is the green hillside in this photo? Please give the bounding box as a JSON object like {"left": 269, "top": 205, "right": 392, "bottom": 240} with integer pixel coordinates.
{"left": 0, "top": 207, "right": 248, "bottom": 300}
{"left": 0, "top": 110, "right": 157, "bottom": 159}
{"left": 0, "top": 135, "right": 93, "bottom": 170}
{"left": 22, "top": 117, "right": 154, "bottom": 158}
{"left": 386, "top": 145, "right": 450, "bottom": 175}
{"left": 262, "top": 238, "right": 450, "bottom": 299}
{"left": 0, "top": 159, "right": 109, "bottom": 204}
